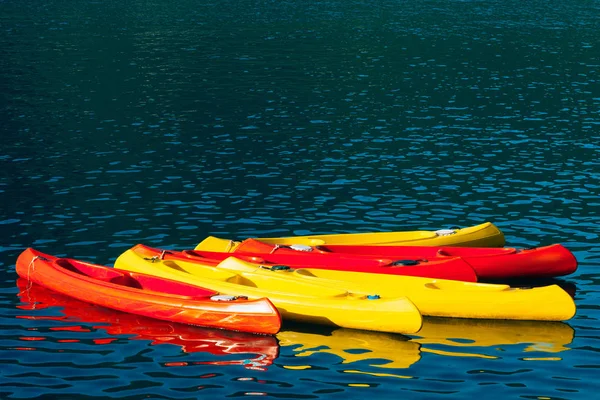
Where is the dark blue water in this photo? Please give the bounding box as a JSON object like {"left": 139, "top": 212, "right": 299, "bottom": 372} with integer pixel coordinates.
{"left": 1, "top": 0, "right": 599, "bottom": 398}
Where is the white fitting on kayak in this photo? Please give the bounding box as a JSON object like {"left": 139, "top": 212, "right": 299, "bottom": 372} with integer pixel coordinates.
{"left": 210, "top": 295, "right": 239, "bottom": 301}
{"left": 290, "top": 244, "right": 313, "bottom": 252}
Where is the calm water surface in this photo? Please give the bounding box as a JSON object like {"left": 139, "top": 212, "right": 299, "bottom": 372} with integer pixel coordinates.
{"left": 1, "top": 0, "right": 599, "bottom": 399}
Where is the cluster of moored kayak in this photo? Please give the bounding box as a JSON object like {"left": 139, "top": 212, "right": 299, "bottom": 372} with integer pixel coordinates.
{"left": 15, "top": 222, "right": 578, "bottom": 335}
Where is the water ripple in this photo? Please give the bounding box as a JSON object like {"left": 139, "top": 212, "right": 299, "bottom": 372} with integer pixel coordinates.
{"left": 1, "top": 0, "right": 599, "bottom": 398}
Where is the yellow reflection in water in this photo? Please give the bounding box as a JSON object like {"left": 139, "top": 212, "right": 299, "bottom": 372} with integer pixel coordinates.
{"left": 278, "top": 327, "right": 421, "bottom": 369}
{"left": 344, "top": 370, "right": 413, "bottom": 379}
{"left": 278, "top": 317, "right": 574, "bottom": 374}
{"left": 414, "top": 317, "right": 574, "bottom": 356}
{"left": 282, "top": 365, "right": 312, "bottom": 370}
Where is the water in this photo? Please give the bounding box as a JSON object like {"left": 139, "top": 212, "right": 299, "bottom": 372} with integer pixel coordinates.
{"left": 1, "top": 0, "right": 599, "bottom": 398}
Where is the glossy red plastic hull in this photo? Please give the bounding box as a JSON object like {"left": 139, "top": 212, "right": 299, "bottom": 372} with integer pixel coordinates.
{"left": 15, "top": 279, "right": 279, "bottom": 370}
{"left": 15, "top": 248, "right": 281, "bottom": 335}
{"left": 130, "top": 243, "right": 479, "bottom": 282}
{"left": 231, "top": 239, "right": 578, "bottom": 280}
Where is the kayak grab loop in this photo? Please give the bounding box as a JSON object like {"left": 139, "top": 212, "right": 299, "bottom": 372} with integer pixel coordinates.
{"left": 210, "top": 294, "right": 249, "bottom": 301}
{"left": 367, "top": 294, "right": 381, "bottom": 300}
{"left": 435, "top": 229, "right": 456, "bottom": 236}
{"left": 391, "top": 259, "right": 420, "bottom": 266}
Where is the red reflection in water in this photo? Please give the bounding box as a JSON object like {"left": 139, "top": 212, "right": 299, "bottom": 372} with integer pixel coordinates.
{"left": 15, "top": 278, "right": 279, "bottom": 370}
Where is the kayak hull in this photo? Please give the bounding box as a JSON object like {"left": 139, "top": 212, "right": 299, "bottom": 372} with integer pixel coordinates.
{"left": 321, "top": 243, "right": 578, "bottom": 280}
{"left": 16, "top": 278, "right": 280, "bottom": 369}
{"left": 216, "top": 239, "right": 577, "bottom": 281}
{"left": 114, "top": 248, "right": 424, "bottom": 335}
{"left": 195, "top": 222, "right": 505, "bottom": 249}
{"left": 15, "top": 248, "right": 281, "bottom": 335}
{"left": 134, "top": 244, "right": 479, "bottom": 282}
{"left": 122, "top": 246, "right": 576, "bottom": 322}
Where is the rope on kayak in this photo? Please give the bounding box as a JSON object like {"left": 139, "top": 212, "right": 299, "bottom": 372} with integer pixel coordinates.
{"left": 25, "top": 255, "right": 49, "bottom": 293}
{"left": 25, "top": 257, "right": 37, "bottom": 293}
{"left": 226, "top": 240, "right": 234, "bottom": 252}
{"left": 143, "top": 250, "right": 173, "bottom": 263}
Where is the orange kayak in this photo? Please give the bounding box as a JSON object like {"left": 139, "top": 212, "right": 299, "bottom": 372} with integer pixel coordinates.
{"left": 15, "top": 278, "right": 279, "bottom": 369}
{"left": 15, "top": 248, "right": 281, "bottom": 335}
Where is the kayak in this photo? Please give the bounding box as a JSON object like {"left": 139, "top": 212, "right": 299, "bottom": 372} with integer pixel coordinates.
{"left": 114, "top": 249, "right": 424, "bottom": 335}
{"left": 16, "top": 278, "right": 279, "bottom": 370}
{"left": 133, "top": 244, "right": 478, "bottom": 282}
{"left": 314, "top": 243, "right": 578, "bottom": 280}
{"left": 202, "top": 238, "right": 577, "bottom": 281}
{"left": 195, "top": 221, "right": 505, "bottom": 249}
{"left": 117, "top": 246, "right": 576, "bottom": 321}
{"left": 15, "top": 248, "right": 282, "bottom": 335}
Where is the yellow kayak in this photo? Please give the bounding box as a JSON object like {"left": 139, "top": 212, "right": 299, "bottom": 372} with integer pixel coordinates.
{"left": 114, "top": 250, "right": 423, "bottom": 335}
{"left": 117, "top": 247, "right": 576, "bottom": 322}
{"left": 195, "top": 221, "right": 505, "bottom": 251}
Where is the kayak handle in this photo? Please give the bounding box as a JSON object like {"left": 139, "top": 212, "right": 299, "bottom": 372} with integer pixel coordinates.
{"left": 260, "top": 265, "right": 292, "bottom": 271}
{"left": 391, "top": 259, "right": 422, "bottom": 266}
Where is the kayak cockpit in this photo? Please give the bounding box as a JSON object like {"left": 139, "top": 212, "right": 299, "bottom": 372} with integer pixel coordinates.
{"left": 54, "top": 258, "right": 215, "bottom": 297}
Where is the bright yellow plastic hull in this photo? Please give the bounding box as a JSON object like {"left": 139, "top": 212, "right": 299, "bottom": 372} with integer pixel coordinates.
{"left": 195, "top": 222, "right": 505, "bottom": 251}
{"left": 285, "top": 265, "right": 576, "bottom": 321}
{"left": 114, "top": 250, "right": 423, "bottom": 335}
{"left": 119, "top": 248, "right": 575, "bottom": 322}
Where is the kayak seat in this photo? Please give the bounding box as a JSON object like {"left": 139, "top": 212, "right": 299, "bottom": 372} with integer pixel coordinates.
{"left": 55, "top": 259, "right": 86, "bottom": 275}
{"left": 109, "top": 274, "right": 143, "bottom": 289}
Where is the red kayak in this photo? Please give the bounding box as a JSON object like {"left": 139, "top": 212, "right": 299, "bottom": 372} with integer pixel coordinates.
{"left": 15, "top": 248, "right": 281, "bottom": 335}
{"left": 15, "top": 279, "right": 279, "bottom": 370}
{"left": 130, "top": 244, "right": 479, "bottom": 282}
{"left": 224, "top": 239, "right": 578, "bottom": 281}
